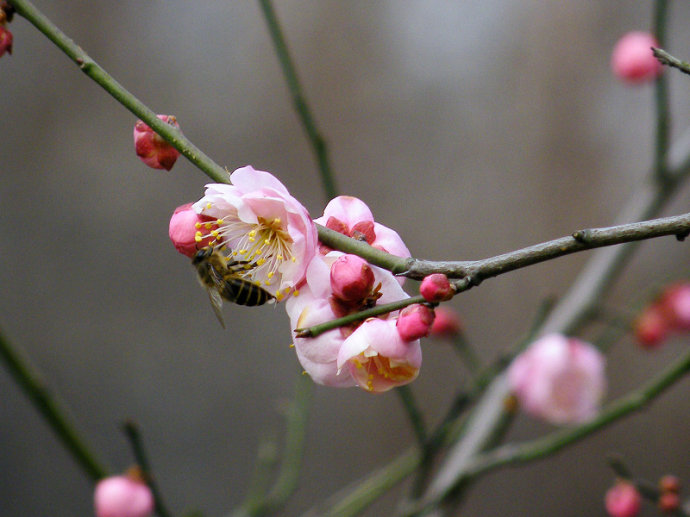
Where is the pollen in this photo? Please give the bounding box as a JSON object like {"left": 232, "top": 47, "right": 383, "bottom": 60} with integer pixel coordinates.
{"left": 195, "top": 222, "right": 202, "bottom": 229}
{"left": 293, "top": 289, "right": 299, "bottom": 297}
{"left": 206, "top": 202, "right": 212, "bottom": 209}
{"left": 194, "top": 231, "right": 203, "bottom": 242}
{"left": 276, "top": 255, "right": 283, "bottom": 261}
{"left": 275, "top": 291, "right": 284, "bottom": 301}
{"left": 289, "top": 343, "right": 295, "bottom": 348}
{"left": 267, "top": 272, "right": 274, "bottom": 279}
{"left": 291, "top": 257, "right": 296, "bottom": 262}
{"left": 273, "top": 217, "right": 281, "bottom": 225}
{"left": 205, "top": 223, "right": 214, "bottom": 230}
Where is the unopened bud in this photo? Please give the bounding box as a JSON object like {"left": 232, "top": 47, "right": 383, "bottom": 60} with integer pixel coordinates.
{"left": 94, "top": 474, "right": 154, "bottom": 517}
{"left": 658, "top": 492, "right": 680, "bottom": 514}
{"left": 169, "top": 203, "right": 217, "bottom": 257}
{"left": 133, "top": 115, "right": 181, "bottom": 170}
{"left": 634, "top": 306, "right": 668, "bottom": 349}
{"left": 429, "top": 306, "right": 463, "bottom": 339}
{"left": 659, "top": 284, "right": 690, "bottom": 331}
{"left": 659, "top": 475, "right": 681, "bottom": 494}
{"left": 420, "top": 274, "right": 455, "bottom": 303}
{"left": 397, "top": 304, "right": 435, "bottom": 342}
{"left": 330, "top": 254, "right": 375, "bottom": 302}
{"left": 605, "top": 481, "right": 641, "bottom": 517}
{"left": 0, "top": 25, "right": 12, "bottom": 58}
{"left": 611, "top": 32, "right": 662, "bottom": 84}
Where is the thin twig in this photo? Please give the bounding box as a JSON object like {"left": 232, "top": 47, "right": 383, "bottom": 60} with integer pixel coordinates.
{"left": 653, "top": 47, "right": 690, "bottom": 76}
{"left": 123, "top": 421, "right": 174, "bottom": 517}
{"left": 0, "top": 328, "right": 108, "bottom": 480}
{"left": 653, "top": 0, "right": 670, "bottom": 182}
{"left": 257, "top": 0, "right": 338, "bottom": 200}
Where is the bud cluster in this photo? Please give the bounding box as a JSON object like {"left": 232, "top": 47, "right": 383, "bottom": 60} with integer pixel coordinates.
{"left": 635, "top": 283, "right": 690, "bottom": 349}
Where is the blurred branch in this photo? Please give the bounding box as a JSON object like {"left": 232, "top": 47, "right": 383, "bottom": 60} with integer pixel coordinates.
{"left": 6, "top": 0, "right": 230, "bottom": 184}
{"left": 123, "top": 421, "right": 174, "bottom": 517}
{"left": 408, "top": 345, "right": 690, "bottom": 514}
{"left": 0, "top": 328, "right": 108, "bottom": 480}
{"left": 258, "top": 0, "right": 338, "bottom": 200}
{"left": 653, "top": 0, "right": 670, "bottom": 182}
{"left": 653, "top": 48, "right": 690, "bottom": 76}
{"left": 396, "top": 385, "right": 427, "bottom": 449}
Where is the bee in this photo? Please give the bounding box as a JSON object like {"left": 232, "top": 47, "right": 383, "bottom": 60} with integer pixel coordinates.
{"left": 192, "top": 246, "right": 275, "bottom": 327}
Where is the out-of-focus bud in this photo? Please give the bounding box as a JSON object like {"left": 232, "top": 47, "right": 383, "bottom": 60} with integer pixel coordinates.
{"left": 429, "top": 306, "right": 463, "bottom": 339}
{"left": 330, "top": 254, "right": 375, "bottom": 302}
{"left": 397, "top": 304, "right": 435, "bottom": 342}
{"left": 94, "top": 473, "right": 154, "bottom": 517}
{"left": 508, "top": 333, "right": 606, "bottom": 425}
{"left": 658, "top": 492, "right": 680, "bottom": 514}
{"left": 133, "top": 114, "right": 180, "bottom": 170}
{"left": 659, "top": 284, "right": 690, "bottom": 331}
{"left": 634, "top": 306, "right": 668, "bottom": 349}
{"left": 605, "top": 481, "right": 641, "bottom": 517}
{"left": 611, "top": 32, "right": 662, "bottom": 84}
{"left": 659, "top": 475, "right": 681, "bottom": 494}
{"left": 168, "top": 203, "right": 218, "bottom": 257}
{"left": 419, "top": 273, "right": 455, "bottom": 303}
{"left": 0, "top": 25, "right": 12, "bottom": 58}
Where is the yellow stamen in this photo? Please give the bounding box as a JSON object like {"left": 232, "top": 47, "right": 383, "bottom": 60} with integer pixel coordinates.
{"left": 206, "top": 202, "right": 212, "bottom": 209}
{"left": 195, "top": 222, "right": 202, "bottom": 229}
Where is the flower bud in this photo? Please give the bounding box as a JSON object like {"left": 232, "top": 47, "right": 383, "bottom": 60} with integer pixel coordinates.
{"left": 658, "top": 491, "right": 680, "bottom": 514}
{"left": 0, "top": 25, "right": 12, "bottom": 58}
{"left": 330, "top": 254, "right": 375, "bottom": 302}
{"left": 634, "top": 306, "right": 668, "bottom": 349}
{"left": 605, "top": 481, "right": 641, "bottom": 517}
{"left": 429, "top": 306, "right": 463, "bottom": 339}
{"left": 397, "top": 304, "right": 435, "bottom": 341}
{"left": 659, "top": 475, "right": 681, "bottom": 494}
{"left": 508, "top": 334, "right": 606, "bottom": 425}
{"left": 94, "top": 474, "right": 154, "bottom": 517}
{"left": 611, "top": 32, "right": 662, "bottom": 84}
{"left": 420, "top": 274, "right": 454, "bottom": 303}
{"left": 168, "top": 203, "right": 217, "bottom": 257}
{"left": 133, "top": 115, "right": 180, "bottom": 170}
{"left": 659, "top": 284, "right": 690, "bottom": 331}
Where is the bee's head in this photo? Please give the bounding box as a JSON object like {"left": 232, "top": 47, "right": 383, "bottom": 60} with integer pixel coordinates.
{"left": 192, "top": 246, "right": 213, "bottom": 265}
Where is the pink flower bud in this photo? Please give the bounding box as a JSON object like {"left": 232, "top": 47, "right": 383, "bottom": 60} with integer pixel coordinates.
{"left": 94, "top": 475, "right": 154, "bottom": 517}
{"left": 397, "top": 304, "right": 435, "bottom": 341}
{"left": 611, "top": 32, "right": 662, "bottom": 84}
{"left": 429, "top": 306, "right": 463, "bottom": 339}
{"left": 168, "top": 203, "right": 218, "bottom": 257}
{"left": 658, "top": 491, "right": 680, "bottom": 514}
{"left": 508, "top": 334, "right": 606, "bottom": 425}
{"left": 420, "top": 274, "right": 455, "bottom": 302}
{"left": 330, "top": 254, "right": 375, "bottom": 302}
{"left": 634, "top": 306, "right": 668, "bottom": 349}
{"left": 605, "top": 481, "right": 641, "bottom": 517}
{"left": 659, "top": 284, "right": 690, "bottom": 331}
{"left": 133, "top": 115, "right": 181, "bottom": 170}
{"left": 659, "top": 475, "right": 680, "bottom": 494}
{"left": 0, "top": 25, "right": 12, "bottom": 57}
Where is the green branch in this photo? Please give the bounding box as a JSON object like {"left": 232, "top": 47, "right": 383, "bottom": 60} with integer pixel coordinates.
{"left": 7, "top": 0, "right": 229, "bottom": 184}
{"left": 258, "top": 0, "right": 338, "bottom": 200}
{"left": 0, "top": 328, "right": 108, "bottom": 481}
{"left": 652, "top": 47, "right": 690, "bottom": 76}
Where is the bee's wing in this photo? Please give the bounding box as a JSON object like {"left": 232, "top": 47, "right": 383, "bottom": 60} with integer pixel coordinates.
{"left": 206, "top": 287, "right": 226, "bottom": 329}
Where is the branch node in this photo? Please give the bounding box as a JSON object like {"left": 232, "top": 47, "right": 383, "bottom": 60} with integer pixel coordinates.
{"left": 572, "top": 230, "right": 589, "bottom": 243}
{"left": 675, "top": 230, "right": 690, "bottom": 241}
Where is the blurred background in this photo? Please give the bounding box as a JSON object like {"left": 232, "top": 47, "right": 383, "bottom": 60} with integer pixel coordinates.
{"left": 1, "top": 1, "right": 690, "bottom": 515}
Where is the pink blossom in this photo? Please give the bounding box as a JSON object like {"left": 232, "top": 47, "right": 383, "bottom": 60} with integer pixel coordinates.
{"left": 611, "top": 32, "right": 662, "bottom": 84}
{"left": 133, "top": 115, "right": 181, "bottom": 170}
{"left": 397, "top": 304, "right": 435, "bottom": 341}
{"left": 659, "top": 283, "right": 690, "bottom": 330}
{"left": 337, "top": 318, "right": 422, "bottom": 393}
{"left": 330, "top": 254, "right": 375, "bottom": 302}
{"left": 168, "top": 203, "right": 219, "bottom": 257}
{"left": 429, "top": 306, "right": 463, "bottom": 339}
{"left": 605, "top": 481, "right": 641, "bottom": 517}
{"left": 420, "top": 274, "right": 455, "bottom": 302}
{"left": 94, "top": 475, "right": 154, "bottom": 517}
{"left": 508, "top": 334, "right": 606, "bottom": 425}
{"left": 0, "top": 25, "right": 12, "bottom": 58}
{"left": 286, "top": 252, "right": 412, "bottom": 389}
{"left": 634, "top": 305, "right": 668, "bottom": 349}
{"left": 193, "top": 166, "right": 318, "bottom": 301}
{"left": 315, "top": 196, "right": 410, "bottom": 260}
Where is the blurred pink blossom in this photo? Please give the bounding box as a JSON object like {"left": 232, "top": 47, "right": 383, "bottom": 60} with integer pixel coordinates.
{"left": 94, "top": 475, "right": 154, "bottom": 517}
{"left": 0, "top": 25, "right": 12, "bottom": 57}
{"left": 429, "top": 306, "right": 463, "bottom": 339}
{"left": 193, "top": 166, "right": 317, "bottom": 301}
{"left": 133, "top": 114, "right": 180, "bottom": 170}
{"left": 508, "top": 333, "right": 606, "bottom": 425}
{"left": 611, "top": 32, "right": 662, "bottom": 84}
{"left": 605, "top": 481, "right": 641, "bottom": 517}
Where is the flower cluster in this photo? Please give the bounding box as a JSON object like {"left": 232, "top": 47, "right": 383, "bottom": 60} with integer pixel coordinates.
{"left": 169, "top": 167, "right": 435, "bottom": 392}
{"left": 634, "top": 283, "right": 690, "bottom": 348}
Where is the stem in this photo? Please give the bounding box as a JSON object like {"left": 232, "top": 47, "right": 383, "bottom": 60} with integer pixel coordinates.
{"left": 653, "top": 0, "right": 670, "bottom": 183}
{"left": 7, "top": 0, "right": 230, "bottom": 184}
{"left": 123, "top": 421, "right": 174, "bottom": 517}
{"left": 0, "top": 328, "right": 108, "bottom": 480}
{"left": 652, "top": 47, "right": 690, "bottom": 76}
{"left": 396, "top": 385, "right": 427, "bottom": 448}
{"left": 257, "top": 0, "right": 338, "bottom": 200}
